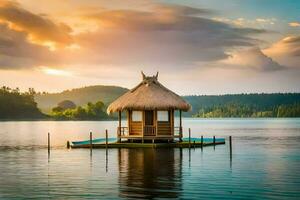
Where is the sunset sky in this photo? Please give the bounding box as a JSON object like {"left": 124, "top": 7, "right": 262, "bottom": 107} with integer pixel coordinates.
{"left": 0, "top": 0, "right": 299, "bottom": 94}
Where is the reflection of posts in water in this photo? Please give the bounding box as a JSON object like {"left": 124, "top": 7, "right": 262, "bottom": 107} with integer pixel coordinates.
{"left": 118, "top": 148, "right": 182, "bottom": 199}
{"left": 106, "top": 148, "right": 108, "bottom": 173}
{"left": 188, "top": 147, "right": 191, "bottom": 168}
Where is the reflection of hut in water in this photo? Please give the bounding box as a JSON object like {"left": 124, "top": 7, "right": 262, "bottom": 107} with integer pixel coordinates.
{"left": 118, "top": 148, "right": 182, "bottom": 199}
{"left": 107, "top": 72, "right": 191, "bottom": 142}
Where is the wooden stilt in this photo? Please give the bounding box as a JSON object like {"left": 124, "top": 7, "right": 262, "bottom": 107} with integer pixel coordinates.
{"left": 105, "top": 129, "right": 108, "bottom": 148}
{"left": 188, "top": 128, "right": 191, "bottom": 148}
{"left": 179, "top": 110, "right": 182, "bottom": 142}
{"left": 48, "top": 132, "right": 50, "bottom": 155}
{"left": 118, "top": 111, "right": 121, "bottom": 143}
{"left": 229, "top": 136, "right": 232, "bottom": 158}
{"left": 90, "top": 132, "right": 93, "bottom": 150}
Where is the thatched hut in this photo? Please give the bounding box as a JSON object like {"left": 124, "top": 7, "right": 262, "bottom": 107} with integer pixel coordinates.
{"left": 107, "top": 72, "right": 191, "bottom": 142}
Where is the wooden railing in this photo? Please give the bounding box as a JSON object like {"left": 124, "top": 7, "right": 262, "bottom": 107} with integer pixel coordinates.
{"left": 144, "top": 125, "right": 156, "bottom": 136}
{"left": 118, "top": 126, "right": 128, "bottom": 136}
{"left": 118, "top": 126, "right": 182, "bottom": 138}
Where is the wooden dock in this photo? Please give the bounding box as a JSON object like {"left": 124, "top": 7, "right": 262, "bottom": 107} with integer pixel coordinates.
{"left": 70, "top": 141, "right": 225, "bottom": 149}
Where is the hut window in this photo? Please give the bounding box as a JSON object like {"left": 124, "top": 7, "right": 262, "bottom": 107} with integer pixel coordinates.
{"left": 157, "top": 111, "right": 169, "bottom": 121}
{"left": 132, "top": 111, "right": 142, "bottom": 122}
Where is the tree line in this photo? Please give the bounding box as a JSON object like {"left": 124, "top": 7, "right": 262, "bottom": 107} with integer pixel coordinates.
{"left": 0, "top": 86, "right": 111, "bottom": 120}
{"left": 1, "top": 86, "right": 300, "bottom": 119}
{"left": 193, "top": 103, "right": 300, "bottom": 118}
{"left": 188, "top": 94, "right": 300, "bottom": 118}
{"left": 0, "top": 86, "right": 45, "bottom": 119}
{"left": 50, "top": 100, "right": 110, "bottom": 120}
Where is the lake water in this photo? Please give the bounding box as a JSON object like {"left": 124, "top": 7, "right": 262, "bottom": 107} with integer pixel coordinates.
{"left": 0, "top": 118, "right": 299, "bottom": 199}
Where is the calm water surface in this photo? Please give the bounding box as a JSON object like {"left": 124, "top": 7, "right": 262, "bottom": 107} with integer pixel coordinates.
{"left": 0, "top": 118, "right": 299, "bottom": 199}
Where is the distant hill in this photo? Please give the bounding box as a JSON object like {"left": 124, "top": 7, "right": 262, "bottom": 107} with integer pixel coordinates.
{"left": 35, "top": 85, "right": 300, "bottom": 118}
{"left": 35, "top": 85, "right": 129, "bottom": 113}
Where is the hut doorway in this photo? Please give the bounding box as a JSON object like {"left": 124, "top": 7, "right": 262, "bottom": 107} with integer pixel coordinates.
{"left": 144, "top": 110, "right": 155, "bottom": 136}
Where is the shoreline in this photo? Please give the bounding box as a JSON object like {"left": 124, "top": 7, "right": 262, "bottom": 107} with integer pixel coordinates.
{"left": 1, "top": 117, "right": 300, "bottom": 122}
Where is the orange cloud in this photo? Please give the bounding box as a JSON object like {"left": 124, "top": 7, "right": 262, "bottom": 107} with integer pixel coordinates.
{"left": 264, "top": 36, "right": 300, "bottom": 57}
{"left": 263, "top": 36, "right": 300, "bottom": 68}
{"left": 289, "top": 22, "right": 300, "bottom": 27}
{"left": 0, "top": 1, "right": 270, "bottom": 72}
{"left": 0, "top": 23, "right": 62, "bottom": 69}
{"left": 0, "top": 0, "right": 73, "bottom": 49}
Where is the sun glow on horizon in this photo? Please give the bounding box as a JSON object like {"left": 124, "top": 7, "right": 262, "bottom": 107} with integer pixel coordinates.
{"left": 40, "top": 67, "right": 73, "bottom": 76}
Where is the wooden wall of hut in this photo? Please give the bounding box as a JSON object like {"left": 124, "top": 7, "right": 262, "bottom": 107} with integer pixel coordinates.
{"left": 127, "top": 110, "right": 143, "bottom": 135}
{"left": 127, "top": 110, "right": 175, "bottom": 136}
{"left": 157, "top": 110, "right": 173, "bottom": 136}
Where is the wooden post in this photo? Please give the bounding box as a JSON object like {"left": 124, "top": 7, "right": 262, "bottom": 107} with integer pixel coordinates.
{"left": 213, "top": 136, "right": 215, "bottom": 145}
{"left": 142, "top": 111, "right": 145, "bottom": 137}
{"left": 90, "top": 132, "right": 93, "bottom": 150}
{"left": 170, "top": 109, "right": 174, "bottom": 137}
{"left": 179, "top": 110, "right": 182, "bottom": 142}
{"left": 48, "top": 132, "right": 50, "bottom": 154}
{"left": 67, "top": 141, "right": 70, "bottom": 149}
{"left": 229, "top": 136, "right": 232, "bottom": 158}
{"left": 118, "top": 111, "right": 121, "bottom": 143}
{"left": 127, "top": 110, "right": 130, "bottom": 135}
{"left": 201, "top": 135, "right": 203, "bottom": 148}
{"left": 188, "top": 128, "right": 191, "bottom": 148}
{"left": 155, "top": 110, "right": 158, "bottom": 136}
{"left": 105, "top": 129, "right": 108, "bottom": 148}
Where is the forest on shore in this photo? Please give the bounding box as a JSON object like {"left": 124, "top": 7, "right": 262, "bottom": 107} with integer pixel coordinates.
{"left": 184, "top": 93, "right": 300, "bottom": 118}
{"left": 1, "top": 85, "right": 300, "bottom": 120}
{"left": 0, "top": 87, "right": 46, "bottom": 120}
{"left": 0, "top": 86, "right": 111, "bottom": 120}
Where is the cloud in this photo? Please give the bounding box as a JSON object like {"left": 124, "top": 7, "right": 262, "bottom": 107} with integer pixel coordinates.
{"left": 219, "top": 47, "right": 284, "bottom": 71}
{"left": 0, "top": 2, "right": 269, "bottom": 71}
{"left": 263, "top": 36, "right": 300, "bottom": 68}
{"left": 75, "top": 4, "right": 266, "bottom": 68}
{"left": 289, "top": 22, "right": 300, "bottom": 27}
{"left": 152, "top": 3, "right": 214, "bottom": 16}
{"left": 0, "top": 0, "right": 73, "bottom": 48}
{"left": 0, "top": 23, "right": 61, "bottom": 69}
{"left": 213, "top": 17, "right": 276, "bottom": 27}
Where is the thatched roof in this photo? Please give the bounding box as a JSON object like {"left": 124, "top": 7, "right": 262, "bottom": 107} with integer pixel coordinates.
{"left": 107, "top": 72, "right": 191, "bottom": 114}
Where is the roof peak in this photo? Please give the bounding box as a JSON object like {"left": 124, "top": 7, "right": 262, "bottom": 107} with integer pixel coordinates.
{"left": 107, "top": 72, "right": 192, "bottom": 114}
{"left": 141, "top": 71, "right": 159, "bottom": 81}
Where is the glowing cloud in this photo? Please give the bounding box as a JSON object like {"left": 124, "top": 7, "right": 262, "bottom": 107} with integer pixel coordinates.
{"left": 40, "top": 67, "right": 73, "bottom": 76}
{"left": 289, "top": 22, "right": 300, "bottom": 27}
